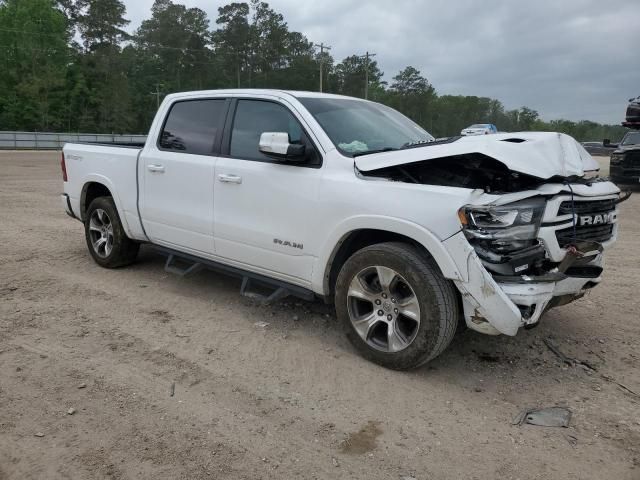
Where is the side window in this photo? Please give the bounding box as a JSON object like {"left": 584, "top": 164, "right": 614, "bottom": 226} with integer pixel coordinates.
{"left": 159, "top": 99, "right": 226, "bottom": 155}
{"left": 230, "top": 100, "right": 316, "bottom": 163}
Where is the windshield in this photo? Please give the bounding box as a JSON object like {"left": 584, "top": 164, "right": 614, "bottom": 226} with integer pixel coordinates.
{"left": 298, "top": 97, "right": 434, "bottom": 156}
{"left": 621, "top": 132, "right": 640, "bottom": 146}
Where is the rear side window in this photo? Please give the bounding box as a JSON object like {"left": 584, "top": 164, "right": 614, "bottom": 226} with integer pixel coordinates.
{"left": 159, "top": 99, "right": 226, "bottom": 155}
{"left": 230, "top": 100, "right": 307, "bottom": 162}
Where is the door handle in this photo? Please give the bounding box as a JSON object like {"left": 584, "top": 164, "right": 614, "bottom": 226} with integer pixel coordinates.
{"left": 147, "top": 164, "right": 165, "bottom": 173}
{"left": 218, "top": 173, "right": 242, "bottom": 184}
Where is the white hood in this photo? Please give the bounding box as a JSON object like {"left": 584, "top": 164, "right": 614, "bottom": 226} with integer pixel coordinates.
{"left": 355, "top": 132, "right": 599, "bottom": 179}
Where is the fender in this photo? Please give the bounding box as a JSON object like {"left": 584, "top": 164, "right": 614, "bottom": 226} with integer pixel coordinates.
{"left": 312, "top": 214, "right": 465, "bottom": 295}
{"left": 80, "top": 174, "right": 134, "bottom": 238}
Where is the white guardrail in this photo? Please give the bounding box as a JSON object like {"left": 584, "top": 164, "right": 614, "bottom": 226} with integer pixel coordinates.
{"left": 0, "top": 131, "right": 147, "bottom": 150}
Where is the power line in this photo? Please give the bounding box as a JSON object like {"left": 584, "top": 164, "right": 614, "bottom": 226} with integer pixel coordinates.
{"left": 0, "top": 43, "right": 66, "bottom": 54}
{"left": 0, "top": 27, "right": 68, "bottom": 38}
{"left": 0, "top": 27, "right": 214, "bottom": 54}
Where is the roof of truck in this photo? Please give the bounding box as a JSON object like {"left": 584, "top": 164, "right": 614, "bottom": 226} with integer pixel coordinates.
{"left": 165, "top": 89, "right": 364, "bottom": 101}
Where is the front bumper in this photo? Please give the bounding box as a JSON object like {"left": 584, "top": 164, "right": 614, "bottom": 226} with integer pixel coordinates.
{"left": 610, "top": 152, "right": 640, "bottom": 184}
{"left": 610, "top": 166, "right": 640, "bottom": 184}
{"left": 443, "top": 189, "right": 619, "bottom": 336}
{"left": 444, "top": 232, "right": 607, "bottom": 335}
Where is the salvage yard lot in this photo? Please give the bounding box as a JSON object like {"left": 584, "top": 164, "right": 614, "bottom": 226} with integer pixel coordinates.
{"left": 0, "top": 151, "right": 639, "bottom": 479}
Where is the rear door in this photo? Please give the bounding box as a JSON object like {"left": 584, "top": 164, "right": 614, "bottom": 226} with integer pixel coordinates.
{"left": 140, "top": 98, "right": 229, "bottom": 255}
{"left": 213, "top": 97, "right": 323, "bottom": 285}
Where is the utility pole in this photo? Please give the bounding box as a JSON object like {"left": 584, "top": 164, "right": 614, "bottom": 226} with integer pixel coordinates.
{"left": 150, "top": 83, "right": 164, "bottom": 110}
{"left": 361, "top": 51, "right": 376, "bottom": 100}
{"left": 314, "top": 42, "right": 331, "bottom": 92}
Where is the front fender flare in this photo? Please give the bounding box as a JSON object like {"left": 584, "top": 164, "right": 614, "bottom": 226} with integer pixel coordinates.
{"left": 312, "top": 215, "right": 465, "bottom": 295}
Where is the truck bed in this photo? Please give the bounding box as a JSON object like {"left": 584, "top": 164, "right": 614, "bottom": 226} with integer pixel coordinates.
{"left": 63, "top": 143, "right": 146, "bottom": 240}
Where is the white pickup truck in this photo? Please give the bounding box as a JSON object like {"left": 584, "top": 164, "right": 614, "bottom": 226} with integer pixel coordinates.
{"left": 61, "top": 89, "right": 622, "bottom": 370}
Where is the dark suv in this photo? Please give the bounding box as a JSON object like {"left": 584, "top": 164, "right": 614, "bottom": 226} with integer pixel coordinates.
{"left": 623, "top": 96, "right": 640, "bottom": 128}
{"left": 610, "top": 130, "right": 640, "bottom": 184}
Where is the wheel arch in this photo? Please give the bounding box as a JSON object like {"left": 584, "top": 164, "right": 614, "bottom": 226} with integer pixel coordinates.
{"left": 314, "top": 217, "right": 464, "bottom": 301}
{"left": 79, "top": 175, "right": 133, "bottom": 238}
{"left": 80, "top": 181, "right": 113, "bottom": 220}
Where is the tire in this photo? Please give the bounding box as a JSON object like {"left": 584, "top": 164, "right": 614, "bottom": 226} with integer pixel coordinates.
{"left": 84, "top": 196, "right": 139, "bottom": 268}
{"left": 335, "top": 242, "right": 459, "bottom": 370}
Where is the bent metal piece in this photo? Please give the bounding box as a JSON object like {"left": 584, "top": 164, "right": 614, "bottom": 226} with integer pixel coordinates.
{"left": 557, "top": 240, "right": 603, "bottom": 273}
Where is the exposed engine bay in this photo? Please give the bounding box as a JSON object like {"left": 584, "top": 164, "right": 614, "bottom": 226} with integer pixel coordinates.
{"left": 360, "top": 153, "right": 609, "bottom": 194}
{"left": 362, "top": 153, "right": 542, "bottom": 193}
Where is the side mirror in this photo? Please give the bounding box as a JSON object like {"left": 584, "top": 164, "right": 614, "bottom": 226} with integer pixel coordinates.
{"left": 259, "top": 132, "right": 305, "bottom": 161}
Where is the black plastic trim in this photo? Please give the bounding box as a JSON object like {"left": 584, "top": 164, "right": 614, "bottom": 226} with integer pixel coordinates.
{"left": 63, "top": 193, "right": 79, "bottom": 221}
{"left": 492, "top": 272, "right": 567, "bottom": 283}
{"left": 68, "top": 143, "right": 144, "bottom": 149}
{"left": 135, "top": 149, "right": 150, "bottom": 241}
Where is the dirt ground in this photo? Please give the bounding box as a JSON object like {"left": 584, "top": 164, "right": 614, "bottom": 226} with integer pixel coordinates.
{"left": 1, "top": 151, "right": 639, "bottom": 480}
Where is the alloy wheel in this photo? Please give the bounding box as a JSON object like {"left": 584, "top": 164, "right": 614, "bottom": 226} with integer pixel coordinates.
{"left": 88, "top": 208, "right": 114, "bottom": 258}
{"left": 346, "top": 265, "right": 421, "bottom": 352}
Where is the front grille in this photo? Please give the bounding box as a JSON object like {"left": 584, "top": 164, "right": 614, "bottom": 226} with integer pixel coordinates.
{"left": 624, "top": 151, "right": 640, "bottom": 167}
{"left": 555, "top": 197, "right": 616, "bottom": 247}
{"left": 556, "top": 224, "right": 614, "bottom": 247}
{"left": 558, "top": 199, "right": 616, "bottom": 215}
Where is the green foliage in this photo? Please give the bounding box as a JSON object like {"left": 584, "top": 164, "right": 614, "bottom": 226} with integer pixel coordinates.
{"left": 0, "top": 0, "right": 69, "bottom": 130}
{"left": 77, "top": 0, "right": 129, "bottom": 50}
{"left": 0, "top": 0, "right": 628, "bottom": 141}
{"left": 135, "top": 0, "right": 213, "bottom": 91}
{"left": 332, "top": 55, "right": 384, "bottom": 98}
{"left": 385, "top": 67, "right": 436, "bottom": 129}
{"left": 212, "top": 0, "right": 318, "bottom": 89}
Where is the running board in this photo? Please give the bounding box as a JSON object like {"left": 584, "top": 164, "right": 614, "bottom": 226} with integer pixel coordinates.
{"left": 164, "top": 254, "right": 204, "bottom": 277}
{"left": 240, "top": 277, "right": 292, "bottom": 304}
{"left": 153, "top": 245, "right": 315, "bottom": 304}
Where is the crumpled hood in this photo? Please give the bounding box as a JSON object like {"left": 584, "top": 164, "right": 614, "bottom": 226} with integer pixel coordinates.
{"left": 355, "top": 132, "right": 599, "bottom": 179}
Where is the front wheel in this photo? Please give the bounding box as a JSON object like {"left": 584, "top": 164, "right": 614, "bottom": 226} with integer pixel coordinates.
{"left": 84, "top": 196, "right": 139, "bottom": 268}
{"left": 335, "top": 242, "right": 459, "bottom": 370}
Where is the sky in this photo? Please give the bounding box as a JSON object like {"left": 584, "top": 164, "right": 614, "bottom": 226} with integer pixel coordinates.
{"left": 122, "top": 0, "right": 640, "bottom": 124}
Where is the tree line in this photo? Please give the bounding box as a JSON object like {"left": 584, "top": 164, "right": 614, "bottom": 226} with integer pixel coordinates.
{"left": 0, "top": 0, "right": 628, "bottom": 142}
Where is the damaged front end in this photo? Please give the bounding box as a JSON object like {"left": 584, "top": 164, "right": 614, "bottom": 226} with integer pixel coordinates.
{"left": 355, "top": 132, "right": 625, "bottom": 336}
{"left": 458, "top": 197, "right": 547, "bottom": 277}
{"left": 444, "top": 182, "right": 622, "bottom": 336}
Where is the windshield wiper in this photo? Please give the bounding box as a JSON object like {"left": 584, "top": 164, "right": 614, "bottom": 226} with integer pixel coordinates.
{"left": 352, "top": 147, "right": 398, "bottom": 158}
{"left": 352, "top": 147, "right": 397, "bottom": 157}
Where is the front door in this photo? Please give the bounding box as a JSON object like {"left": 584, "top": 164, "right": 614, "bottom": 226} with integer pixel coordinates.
{"left": 140, "top": 98, "right": 227, "bottom": 255}
{"left": 213, "top": 98, "right": 323, "bottom": 285}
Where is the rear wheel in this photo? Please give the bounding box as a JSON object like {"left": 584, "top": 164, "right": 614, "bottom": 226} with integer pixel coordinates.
{"left": 84, "top": 196, "right": 139, "bottom": 268}
{"left": 335, "top": 242, "right": 459, "bottom": 370}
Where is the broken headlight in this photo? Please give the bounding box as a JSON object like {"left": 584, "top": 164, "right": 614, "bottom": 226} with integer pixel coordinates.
{"left": 459, "top": 198, "right": 545, "bottom": 254}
